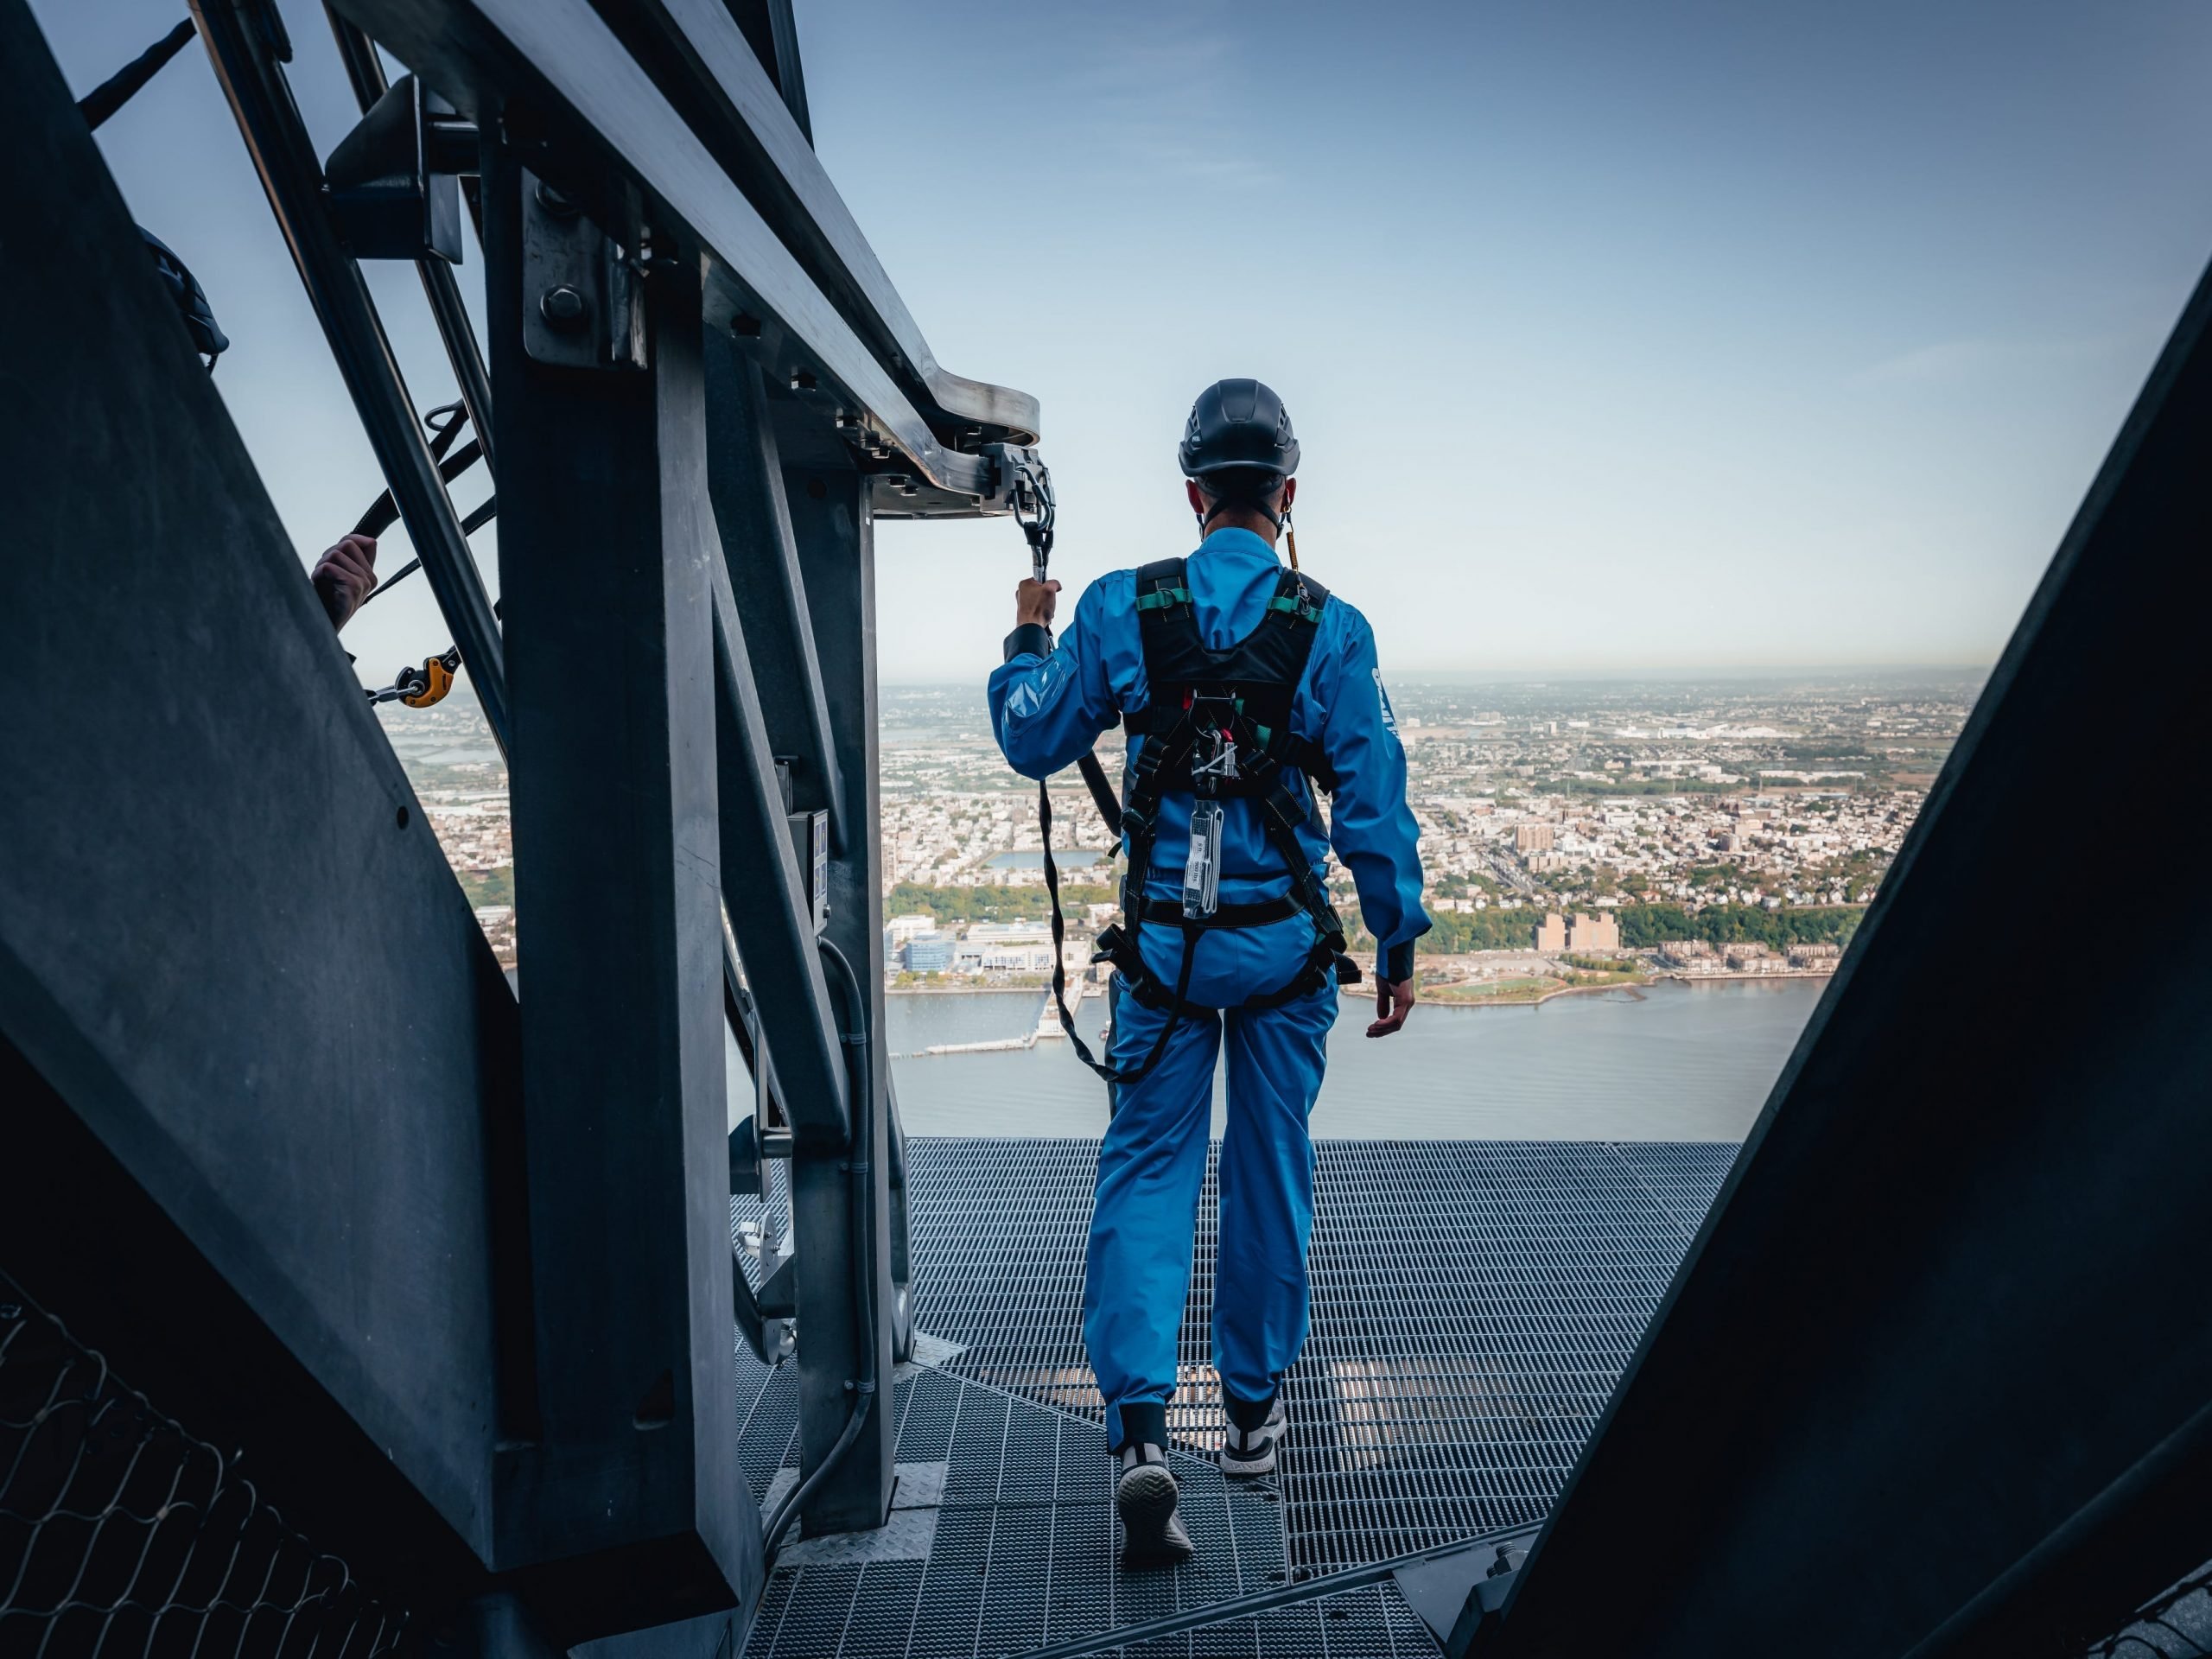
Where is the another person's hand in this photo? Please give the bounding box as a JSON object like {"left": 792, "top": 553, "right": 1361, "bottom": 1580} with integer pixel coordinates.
{"left": 1015, "top": 576, "right": 1060, "bottom": 630}
{"left": 313, "top": 532, "right": 378, "bottom": 631}
{"left": 1367, "top": 976, "right": 1416, "bottom": 1038}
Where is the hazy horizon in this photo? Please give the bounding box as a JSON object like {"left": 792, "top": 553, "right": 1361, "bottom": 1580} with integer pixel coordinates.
{"left": 33, "top": 0, "right": 2212, "bottom": 684}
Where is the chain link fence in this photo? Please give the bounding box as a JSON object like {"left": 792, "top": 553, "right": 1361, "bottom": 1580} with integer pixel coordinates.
{"left": 0, "top": 1272, "right": 408, "bottom": 1659}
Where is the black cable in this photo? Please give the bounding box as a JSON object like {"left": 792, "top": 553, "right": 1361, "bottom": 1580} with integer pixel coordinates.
{"left": 356, "top": 494, "right": 496, "bottom": 611}
{"left": 760, "top": 936, "right": 880, "bottom": 1564}
{"left": 352, "top": 436, "right": 480, "bottom": 540}
{"left": 78, "top": 17, "right": 198, "bottom": 131}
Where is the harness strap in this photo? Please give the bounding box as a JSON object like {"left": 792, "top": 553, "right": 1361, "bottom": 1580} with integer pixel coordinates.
{"left": 1040, "top": 553, "right": 1358, "bottom": 1088}
{"left": 1128, "top": 894, "right": 1300, "bottom": 931}
{"left": 1043, "top": 777, "right": 1199, "bottom": 1090}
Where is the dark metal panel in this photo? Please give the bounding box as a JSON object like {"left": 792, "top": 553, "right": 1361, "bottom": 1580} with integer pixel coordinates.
{"left": 1484, "top": 259, "right": 2212, "bottom": 1657}
{"left": 705, "top": 346, "right": 847, "bottom": 842}
{"left": 480, "top": 151, "right": 753, "bottom": 1632}
{"left": 783, "top": 466, "right": 899, "bottom": 1535}
{"left": 0, "top": 0, "right": 518, "bottom": 1594}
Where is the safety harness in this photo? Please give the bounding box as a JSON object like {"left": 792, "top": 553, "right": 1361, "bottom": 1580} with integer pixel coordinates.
{"left": 1044, "top": 556, "right": 1363, "bottom": 1090}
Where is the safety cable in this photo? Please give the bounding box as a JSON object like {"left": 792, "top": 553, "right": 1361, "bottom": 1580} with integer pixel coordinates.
{"left": 77, "top": 17, "right": 198, "bottom": 131}
{"left": 1007, "top": 454, "right": 1122, "bottom": 838}
{"left": 352, "top": 401, "right": 497, "bottom": 708}
{"left": 760, "top": 936, "right": 880, "bottom": 1566}
{"left": 356, "top": 493, "right": 496, "bottom": 613}
{"left": 351, "top": 402, "right": 479, "bottom": 542}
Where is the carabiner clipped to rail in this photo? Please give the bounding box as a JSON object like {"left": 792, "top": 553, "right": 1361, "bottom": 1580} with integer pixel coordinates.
{"left": 987, "top": 442, "right": 1056, "bottom": 579}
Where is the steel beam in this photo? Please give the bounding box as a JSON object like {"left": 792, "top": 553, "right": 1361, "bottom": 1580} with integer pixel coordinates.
{"left": 783, "top": 461, "right": 899, "bottom": 1536}
{"left": 481, "top": 148, "right": 753, "bottom": 1637}
{"left": 325, "top": 6, "right": 499, "bottom": 474}
{"left": 703, "top": 502, "right": 852, "bottom": 1150}
{"left": 188, "top": 0, "right": 510, "bottom": 749}
{"left": 705, "top": 346, "right": 848, "bottom": 845}
{"left": 607, "top": 0, "right": 1037, "bottom": 442}
{"left": 1481, "top": 258, "right": 2212, "bottom": 1658}
{"left": 333, "top": 0, "right": 1027, "bottom": 502}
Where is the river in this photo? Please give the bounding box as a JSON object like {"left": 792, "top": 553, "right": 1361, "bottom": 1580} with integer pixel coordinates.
{"left": 883, "top": 976, "right": 1823, "bottom": 1140}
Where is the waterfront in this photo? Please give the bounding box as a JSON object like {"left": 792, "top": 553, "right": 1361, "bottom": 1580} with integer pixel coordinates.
{"left": 887, "top": 976, "right": 1821, "bottom": 1140}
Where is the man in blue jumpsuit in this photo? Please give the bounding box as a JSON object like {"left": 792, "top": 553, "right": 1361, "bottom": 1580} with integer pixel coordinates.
{"left": 988, "top": 379, "right": 1428, "bottom": 1564}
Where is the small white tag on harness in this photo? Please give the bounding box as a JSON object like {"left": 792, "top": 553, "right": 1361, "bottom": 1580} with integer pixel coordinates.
{"left": 1183, "top": 800, "right": 1224, "bottom": 919}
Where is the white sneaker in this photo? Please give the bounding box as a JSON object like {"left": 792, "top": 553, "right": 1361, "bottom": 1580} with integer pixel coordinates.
{"left": 1219, "top": 1395, "right": 1286, "bottom": 1478}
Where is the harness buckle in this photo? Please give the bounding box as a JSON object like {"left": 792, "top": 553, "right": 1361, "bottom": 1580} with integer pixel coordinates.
{"left": 1191, "top": 726, "right": 1239, "bottom": 785}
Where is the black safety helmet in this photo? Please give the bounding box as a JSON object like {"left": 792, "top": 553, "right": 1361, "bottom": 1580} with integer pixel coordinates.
{"left": 1178, "top": 378, "right": 1299, "bottom": 484}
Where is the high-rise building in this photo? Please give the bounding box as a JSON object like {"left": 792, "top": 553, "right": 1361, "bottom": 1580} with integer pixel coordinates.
{"left": 1535, "top": 912, "right": 1568, "bottom": 953}
{"left": 884, "top": 912, "right": 940, "bottom": 956}
{"left": 1515, "top": 823, "right": 1556, "bottom": 853}
{"left": 901, "top": 936, "right": 956, "bottom": 974}
{"left": 1570, "top": 912, "right": 1621, "bottom": 952}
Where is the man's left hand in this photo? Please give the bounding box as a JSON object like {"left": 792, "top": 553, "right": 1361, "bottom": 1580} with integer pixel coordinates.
{"left": 1367, "top": 976, "right": 1415, "bottom": 1038}
{"left": 1015, "top": 576, "right": 1060, "bottom": 629}
{"left": 313, "top": 532, "right": 378, "bottom": 631}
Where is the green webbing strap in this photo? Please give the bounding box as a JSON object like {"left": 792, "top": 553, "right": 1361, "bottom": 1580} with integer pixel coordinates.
{"left": 1266, "top": 594, "right": 1325, "bottom": 626}
{"left": 1135, "top": 586, "right": 1192, "bottom": 613}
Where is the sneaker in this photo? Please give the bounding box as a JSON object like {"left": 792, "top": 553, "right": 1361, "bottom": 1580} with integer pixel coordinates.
{"left": 1219, "top": 1395, "right": 1286, "bottom": 1478}
{"left": 1116, "top": 1443, "right": 1195, "bottom": 1565}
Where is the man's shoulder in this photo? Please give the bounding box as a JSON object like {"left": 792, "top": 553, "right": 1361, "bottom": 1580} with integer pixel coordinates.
{"left": 1313, "top": 582, "right": 1376, "bottom": 649}
{"left": 1075, "top": 566, "right": 1141, "bottom": 616}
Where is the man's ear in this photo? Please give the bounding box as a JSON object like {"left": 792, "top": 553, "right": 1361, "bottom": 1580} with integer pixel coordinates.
{"left": 1280, "top": 477, "right": 1298, "bottom": 511}
{"left": 1185, "top": 480, "right": 1207, "bottom": 515}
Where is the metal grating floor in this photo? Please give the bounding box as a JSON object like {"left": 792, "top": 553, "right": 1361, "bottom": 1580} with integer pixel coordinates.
{"left": 734, "top": 1358, "right": 1434, "bottom": 1658}
{"left": 734, "top": 1139, "right": 1732, "bottom": 1656}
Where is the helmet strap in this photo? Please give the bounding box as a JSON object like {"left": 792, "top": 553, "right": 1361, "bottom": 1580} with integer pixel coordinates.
{"left": 1197, "top": 486, "right": 1286, "bottom": 537}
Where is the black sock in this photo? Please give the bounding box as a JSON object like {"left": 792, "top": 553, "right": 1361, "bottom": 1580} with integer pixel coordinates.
{"left": 1113, "top": 1399, "right": 1169, "bottom": 1454}
{"left": 1224, "top": 1390, "right": 1277, "bottom": 1433}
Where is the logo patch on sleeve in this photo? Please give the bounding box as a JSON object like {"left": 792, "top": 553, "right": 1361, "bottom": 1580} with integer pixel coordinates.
{"left": 1373, "top": 667, "right": 1400, "bottom": 740}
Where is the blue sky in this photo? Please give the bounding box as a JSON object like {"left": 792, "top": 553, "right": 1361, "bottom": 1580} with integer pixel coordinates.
{"left": 34, "top": 0, "right": 2212, "bottom": 680}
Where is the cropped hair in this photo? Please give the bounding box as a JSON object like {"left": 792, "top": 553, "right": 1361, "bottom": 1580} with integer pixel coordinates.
{"left": 1196, "top": 465, "right": 1287, "bottom": 506}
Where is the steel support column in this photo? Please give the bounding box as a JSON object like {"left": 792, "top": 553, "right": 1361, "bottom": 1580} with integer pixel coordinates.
{"left": 481, "top": 147, "right": 751, "bottom": 1636}
{"left": 784, "top": 461, "right": 897, "bottom": 1536}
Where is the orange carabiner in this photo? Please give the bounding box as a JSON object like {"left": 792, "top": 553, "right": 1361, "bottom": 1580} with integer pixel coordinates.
{"left": 399, "top": 652, "right": 457, "bottom": 708}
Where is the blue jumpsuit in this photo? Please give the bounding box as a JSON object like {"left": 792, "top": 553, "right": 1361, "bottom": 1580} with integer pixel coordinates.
{"left": 988, "top": 526, "right": 1429, "bottom": 1446}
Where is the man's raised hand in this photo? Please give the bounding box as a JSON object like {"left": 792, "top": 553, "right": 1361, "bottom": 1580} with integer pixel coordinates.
{"left": 1015, "top": 576, "right": 1061, "bottom": 629}
{"left": 312, "top": 532, "right": 378, "bottom": 631}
